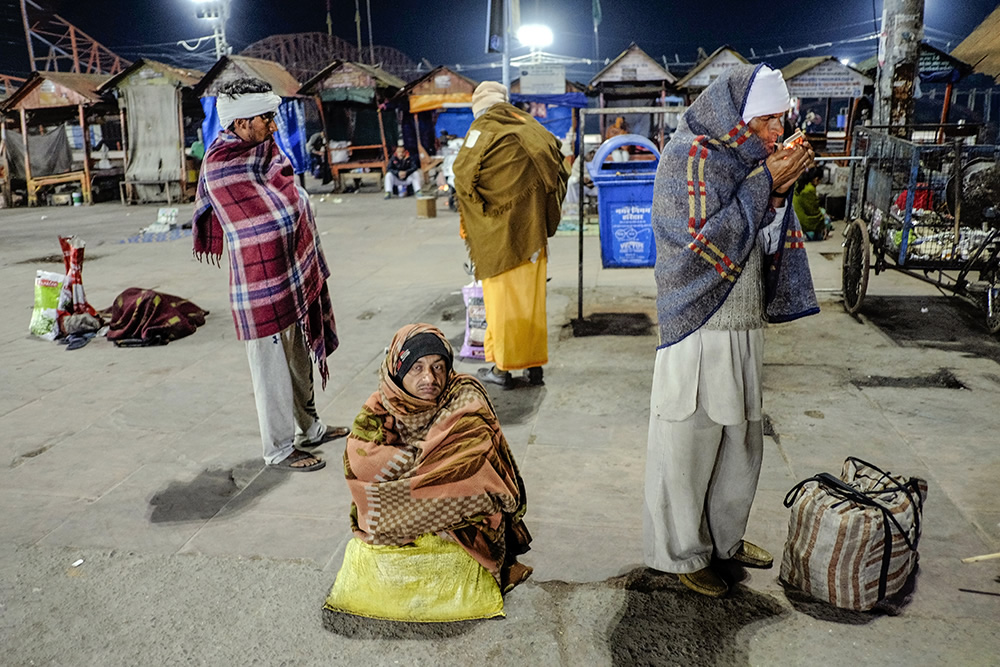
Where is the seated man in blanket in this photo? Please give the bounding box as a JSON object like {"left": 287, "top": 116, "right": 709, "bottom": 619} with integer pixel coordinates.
{"left": 323, "top": 324, "right": 532, "bottom": 623}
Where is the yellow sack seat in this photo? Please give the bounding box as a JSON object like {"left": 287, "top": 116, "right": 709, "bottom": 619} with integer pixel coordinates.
{"left": 323, "top": 533, "right": 504, "bottom": 622}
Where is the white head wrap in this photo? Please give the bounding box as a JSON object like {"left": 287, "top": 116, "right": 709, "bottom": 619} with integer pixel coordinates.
{"left": 741, "top": 66, "right": 790, "bottom": 123}
{"left": 216, "top": 91, "right": 282, "bottom": 129}
{"left": 472, "top": 81, "right": 508, "bottom": 117}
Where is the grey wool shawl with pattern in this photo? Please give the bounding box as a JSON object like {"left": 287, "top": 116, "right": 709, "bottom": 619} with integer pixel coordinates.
{"left": 652, "top": 64, "right": 819, "bottom": 348}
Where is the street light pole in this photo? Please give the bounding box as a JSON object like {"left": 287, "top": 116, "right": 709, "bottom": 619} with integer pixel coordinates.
{"left": 502, "top": 0, "right": 511, "bottom": 90}
{"left": 193, "top": 0, "right": 231, "bottom": 60}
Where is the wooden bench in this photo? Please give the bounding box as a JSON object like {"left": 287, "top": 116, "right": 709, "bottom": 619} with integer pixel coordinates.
{"left": 328, "top": 144, "right": 387, "bottom": 193}
{"left": 27, "top": 170, "right": 90, "bottom": 207}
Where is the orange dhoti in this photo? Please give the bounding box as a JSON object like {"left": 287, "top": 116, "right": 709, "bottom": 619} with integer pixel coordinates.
{"left": 481, "top": 254, "right": 548, "bottom": 371}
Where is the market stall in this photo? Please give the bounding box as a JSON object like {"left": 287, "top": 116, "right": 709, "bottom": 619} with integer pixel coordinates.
{"left": 298, "top": 60, "right": 404, "bottom": 191}
{"left": 99, "top": 59, "right": 204, "bottom": 204}
{"left": 392, "top": 66, "right": 478, "bottom": 178}
{"left": 590, "top": 43, "right": 680, "bottom": 147}
{"left": 0, "top": 71, "right": 120, "bottom": 206}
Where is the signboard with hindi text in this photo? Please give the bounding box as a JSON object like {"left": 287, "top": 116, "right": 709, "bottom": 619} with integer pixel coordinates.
{"left": 518, "top": 64, "right": 565, "bottom": 95}
{"left": 785, "top": 60, "right": 871, "bottom": 99}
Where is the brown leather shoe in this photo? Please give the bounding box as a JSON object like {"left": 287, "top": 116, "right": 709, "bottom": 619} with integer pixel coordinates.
{"left": 678, "top": 567, "right": 728, "bottom": 598}
{"left": 730, "top": 540, "right": 773, "bottom": 569}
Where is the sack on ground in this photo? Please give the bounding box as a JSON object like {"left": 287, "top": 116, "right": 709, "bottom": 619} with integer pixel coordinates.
{"left": 779, "top": 456, "right": 927, "bottom": 611}
{"left": 460, "top": 281, "right": 486, "bottom": 360}
{"left": 29, "top": 270, "right": 64, "bottom": 340}
{"left": 324, "top": 533, "right": 504, "bottom": 622}
{"left": 56, "top": 235, "right": 98, "bottom": 332}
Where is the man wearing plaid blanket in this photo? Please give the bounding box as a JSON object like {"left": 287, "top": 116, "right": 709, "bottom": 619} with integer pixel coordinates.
{"left": 193, "top": 78, "right": 347, "bottom": 472}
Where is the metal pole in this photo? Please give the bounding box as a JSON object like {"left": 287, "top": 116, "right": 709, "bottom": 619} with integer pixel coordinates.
{"left": 354, "top": 0, "right": 363, "bottom": 60}
{"left": 365, "top": 0, "right": 374, "bottom": 65}
{"left": 19, "top": 0, "right": 35, "bottom": 71}
{"left": 577, "top": 108, "right": 585, "bottom": 321}
{"left": 501, "top": 0, "right": 510, "bottom": 90}
{"left": 952, "top": 138, "right": 962, "bottom": 248}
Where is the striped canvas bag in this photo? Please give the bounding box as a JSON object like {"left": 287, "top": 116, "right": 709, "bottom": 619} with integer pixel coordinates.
{"left": 779, "top": 457, "right": 928, "bottom": 611}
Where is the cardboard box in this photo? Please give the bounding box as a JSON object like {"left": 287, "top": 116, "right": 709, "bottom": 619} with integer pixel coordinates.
{"left": 416, "top": 195, "right": 436, "bottom": 218}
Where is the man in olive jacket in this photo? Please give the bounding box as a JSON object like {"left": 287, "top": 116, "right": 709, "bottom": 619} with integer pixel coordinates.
{"left": 453, "top": 82, "right": 569, "bottom": 388}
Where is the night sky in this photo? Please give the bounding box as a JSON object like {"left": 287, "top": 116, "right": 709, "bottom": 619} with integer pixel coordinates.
{"left": 1, "top": 0, "right": 997, "bottom": 82}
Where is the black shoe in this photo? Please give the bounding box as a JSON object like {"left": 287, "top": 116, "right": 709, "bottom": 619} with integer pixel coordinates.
{"left": 477, "top": 366, "right": 512, "bottom": 388}
{"left": 525, "top": 366, "right": 544, "bottom": 386}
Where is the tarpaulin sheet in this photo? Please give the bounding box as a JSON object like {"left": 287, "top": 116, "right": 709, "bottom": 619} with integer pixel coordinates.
{"left": 435, "top": 108, "right": 474, "bottom": 140}
{"left": 200, "top": 96, "right": 309, "bottom": 174}
{"left": 510, "top": 92, "right": 588, "bottom": 140}
{"left": 123, "top": 85, "right": 183, "bottom": 203}
{"left": 4, "top": 126, "right": 73, "bottom": 179}
{"left": 408, "top": 93, "right": 473, "bottom": 113}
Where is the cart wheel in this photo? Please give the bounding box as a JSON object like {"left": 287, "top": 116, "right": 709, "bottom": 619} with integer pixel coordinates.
{"left": 988, "top": 303, "right": 1000, "bottom": 335}
{"left": 842, "top": 219, "right": 870, "bottom": 315}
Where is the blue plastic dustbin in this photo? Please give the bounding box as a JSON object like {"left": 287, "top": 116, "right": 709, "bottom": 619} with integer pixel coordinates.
{"left": 587, "top": 134, "right": 660, "bottom": 268}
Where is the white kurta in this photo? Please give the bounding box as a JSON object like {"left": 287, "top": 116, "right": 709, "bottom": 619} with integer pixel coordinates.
{"left": 643, "top": 329, "right": 765, "bottom": 573}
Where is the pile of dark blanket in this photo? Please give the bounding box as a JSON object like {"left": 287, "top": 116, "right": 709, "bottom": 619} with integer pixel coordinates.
{"left": 101, "top": 288, "right": 208, "bottom": 347}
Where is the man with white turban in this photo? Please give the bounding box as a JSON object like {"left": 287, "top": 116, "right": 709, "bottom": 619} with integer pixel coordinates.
{"left": 643, "top": 65, "right": 819, "bottom": 597}
{"left": 193, "top": 78, "right": 349, "bottom": 473}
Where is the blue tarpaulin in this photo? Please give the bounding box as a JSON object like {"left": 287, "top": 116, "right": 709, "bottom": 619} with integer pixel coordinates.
{"left": 435, "top": 108, "right": 474, "bottom": 139}
{"left": 510, "top": 92, "right": 588, "bottom": 140}
{"left": 199, "top": 97, "right": 309, "bottom": 174}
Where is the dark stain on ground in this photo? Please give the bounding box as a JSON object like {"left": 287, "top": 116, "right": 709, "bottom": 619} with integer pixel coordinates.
{"left": 851, "top": 367, "right": 967, "bottom": 390}
{"left": 321, "top": 608, "right": 484, "bottom": 639}
{"left": 607, "top": 567, "right": 787, "bottom": 666}
{"left": 570, "top": 312, "right": 655, "bottom": 337}
{"left": 148, "top": 460, "right": 282, "bottom": 523}
{"left": 860, "top": 295, "right": 1000, "bottom": 364}
{"left": 780, "top": 564, "right": 919, "bottom": 622}
{"left": 819, "top": 252, "right": 842, "bottom": 261}
{"left": 17, "top": 253, "right": 102, "bottom": 265}
{"left": 482, "top": 383, "right": 545, "bottom": 426}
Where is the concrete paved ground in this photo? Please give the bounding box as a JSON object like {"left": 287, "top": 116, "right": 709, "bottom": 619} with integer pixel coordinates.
{"left": 1, "top": 190, "right": 998, "bottom": 666}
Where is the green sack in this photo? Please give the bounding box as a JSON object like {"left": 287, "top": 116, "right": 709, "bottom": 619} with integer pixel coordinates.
{"left": 29, "top": 270, "right": 64, "bottom": 340}
{"left": 324, "top": 534, "right": 504, "bottom": 622}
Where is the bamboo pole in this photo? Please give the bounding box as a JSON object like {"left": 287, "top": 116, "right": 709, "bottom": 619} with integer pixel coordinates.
{"left": 961, "top": 552, "right": 1000, "bottom": 563}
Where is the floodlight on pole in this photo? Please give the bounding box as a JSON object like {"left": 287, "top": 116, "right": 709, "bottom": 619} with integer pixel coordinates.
{"left": 186, "top": 0, "right": 231, "bottom": 60}
{"left": 517, "top": 24, "right": 553, "bottom": 51}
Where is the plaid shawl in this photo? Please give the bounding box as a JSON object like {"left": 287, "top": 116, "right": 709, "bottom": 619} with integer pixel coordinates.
{"left": 454, "top": 103, "right": 569, "bottom": 280}
{"left": 652, "top": 64, "right": 819, "bottom": 347}
{"left": 344, "top": 323, "right": 531, "bottom": 582}
{"left": 193, "top": 131, "right": 338, "bottom": 386}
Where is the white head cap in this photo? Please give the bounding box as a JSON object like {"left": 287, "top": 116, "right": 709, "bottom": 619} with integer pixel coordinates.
{"left": 741, "top": 66, "right": 790, "bottom": 123}
{"left": 471, "top": 81, "right": 508, "bottom": 117}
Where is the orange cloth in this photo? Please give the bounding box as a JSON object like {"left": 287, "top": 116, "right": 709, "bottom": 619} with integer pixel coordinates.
{"left": 481, "top": 254, "right": 548, "bottom": 371}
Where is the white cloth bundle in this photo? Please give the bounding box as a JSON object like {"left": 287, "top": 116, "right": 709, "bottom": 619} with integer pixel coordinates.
{"left": 216, "top": 92, "right": 282, "bottom": 129}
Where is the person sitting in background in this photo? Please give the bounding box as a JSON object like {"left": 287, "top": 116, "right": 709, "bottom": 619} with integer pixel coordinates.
{"left": 606, "top": 116, "right": 631, "bottom": 162}
{"left": 606, "top": 116, "right": 628, "bottom": 139}
{"left": 792, "top": 167, "right": 832, "bottom": 240}
{"left": 384, "top": 142, "right": 422, "bottom": 199}
{"left": 324, "top": 324, "right": 532, "bottom": 622}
